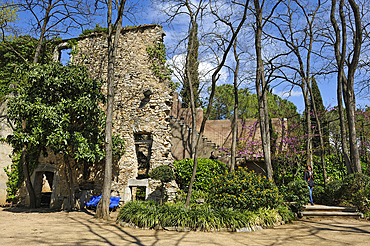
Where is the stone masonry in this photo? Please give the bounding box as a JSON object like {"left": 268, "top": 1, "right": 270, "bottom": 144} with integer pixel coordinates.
{"left": 0, "top": 101, "right": 13, "bottom": 204}
{"left": 5, "top": 25, "right": 177, "bottom": 208}
{"left": 64, "top": 24, "right": 177, "bottom": 204}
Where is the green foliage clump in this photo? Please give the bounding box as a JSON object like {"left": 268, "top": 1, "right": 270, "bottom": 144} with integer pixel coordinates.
{"left": 312, "top": 174, "right": 370, "bottom": 217}
{"left": 321, "top": 180, "right": 343, "bottom": 206}
{"left": 340, "top": 173, "right": 370, "bottom": 214}
{"left": 174, "top": 158, "right": 228, "bottom": 192}
{"left": 207, "top": 167, "right": 283, "bottom": 211}
{"left": 209, "top": 84, "right": 297, "bottom": 120}
{"left": 4, "top": 153, "right": 23, "bottom": 200}
{"left": 80, "top": 24, "right": 108, "bottom": 36}
{"left": 312, "top": 185, "right": 325, "bottom": 205}
{"left": 146, "top": 40, "right": 177, "bottom": 89}
{"left": 174, "top": 189, "right": 210, "bottom": 209}
{"left": 3, "top": 62, "right": 125, "bottom": 199}
{"left": 150, "top": 165, "right": 175, "bottom": 183}
{"left": 117, "top": 200, "right": 288, "bottom": 231}
{"left": 280, "top": 180, "right": 310, "bottom": 212}
{"left": 0, "top": 35, "right": 53, "bottom": 101}
{"left": 313, "top": 155, "right": 345, "bottom": 186}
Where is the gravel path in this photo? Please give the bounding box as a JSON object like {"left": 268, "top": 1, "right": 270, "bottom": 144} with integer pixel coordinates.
{"left": 1, "top": 207, "right": 370, "bottom": 246}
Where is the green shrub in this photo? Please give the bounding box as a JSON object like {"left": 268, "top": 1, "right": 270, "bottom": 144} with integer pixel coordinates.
{"left": 276, "top": 205, "right": 295, "bottom": 223}
{"left": 174, "top": 158, "right": 228, "bottom": 192}
{"left": 320, "top": 180, "right": 343, "bottom": 206}
{"left": 174, "top": 189, "right": 211, "bottom": 209}
{"left": 340, "top": 173, "right": 370, "bottom": 214}
{"left": 312, "top": 185, "right": 325, "bottom": 205}
{"left": 117, "top": 200, "right": 286, "bottom": 231}
{"left": 281, "top": 180, "right": 310, "bottom": 212}
{"left": 207, "top": 167, "right": 283, "bottom": 211}
{"left": 149, "top": 165, "right": 175, "bottom": 204}
{"left": 150, "top": 165, "right": 175, "bottom": 183}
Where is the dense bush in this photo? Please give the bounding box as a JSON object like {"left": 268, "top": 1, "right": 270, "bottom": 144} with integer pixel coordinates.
{"left": 312, "top": 185, "right": 325, "bottom": 205}
{"left": 321, "top": 180, "right": 343, "bottom": 206}
{"left": 340, "top": 173, "right": 370, "bottom": 214}
{"left": 281, "top": 180, "right": 310, "bottom": 212}
{"left": 174, "top": 158, "right": 228, "bottom": 192}
{"left": 149, "top": 165, "right": 175, "bottom": 183}
{"left": 117, "top": 201, "right": 293, "bottom": 231}
{"left": 313, "top": 155, "right": 346, "bottom": 185}
{"left": 207, "top": 167, "right": 283, "bottom": 211}
{"left": 174, "top": 189, "right": 209, "bottom": 209}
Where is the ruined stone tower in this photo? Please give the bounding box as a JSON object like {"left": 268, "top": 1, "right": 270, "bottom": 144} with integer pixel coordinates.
{"left": 1, "top": 25, "right": 176, "bottom": 208}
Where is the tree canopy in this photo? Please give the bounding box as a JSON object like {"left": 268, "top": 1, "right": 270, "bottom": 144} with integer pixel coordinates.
{"left": 208, "top": 84, "right": 297, "bottom": 120}
{"left": 4, "top": 62, "right": 125, "bottom": 201}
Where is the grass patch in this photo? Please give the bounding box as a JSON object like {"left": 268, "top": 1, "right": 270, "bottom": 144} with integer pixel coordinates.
{"left": 117, "top": 200, "right": 294, "bottom": 231}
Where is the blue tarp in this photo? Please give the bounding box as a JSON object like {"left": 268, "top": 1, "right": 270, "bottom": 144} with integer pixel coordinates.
{"left": 84, "top": 195, "right": 121, "bottom": 209}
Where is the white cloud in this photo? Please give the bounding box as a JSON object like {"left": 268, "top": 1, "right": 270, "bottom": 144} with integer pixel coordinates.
{"left": 167, "top": 53, "right": 228, "bottom": 85}
{"left": 272, "top": 88, "right": 302, "bottom": 98}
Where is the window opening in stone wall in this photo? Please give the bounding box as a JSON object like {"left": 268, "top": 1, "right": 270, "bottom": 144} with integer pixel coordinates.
{"left": 60, "top": 48, "right": 72, "bottom": 65}
{"left": 134, "top": 133, "right": 152, "bottom": 179}
{"left": 131, "top": 186, "right": 146, "bottom": 201}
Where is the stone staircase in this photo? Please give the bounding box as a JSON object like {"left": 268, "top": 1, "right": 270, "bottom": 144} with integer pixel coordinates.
{"left": 300, "top": 205, "right": 364, "bottom": 219}
{"left": 169, "top": 116, "right": 220, "bottom": 160}
{"left": 170, "top": 116, "right": 218, "bottom": 148}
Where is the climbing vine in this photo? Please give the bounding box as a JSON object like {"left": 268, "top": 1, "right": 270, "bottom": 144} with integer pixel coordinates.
{"left": 67, "top": 39, "right": 79, "bottom": 63}
{"left": 146, "top": 40, "right": 178, "bottom": 89}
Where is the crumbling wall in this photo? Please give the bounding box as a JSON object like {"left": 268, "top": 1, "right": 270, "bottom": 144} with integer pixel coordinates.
{"left": 71, "top": 25, "right": 176, "bottom": 202}
{"left": 14, "top": 25, "right": 177, "bottom": 208}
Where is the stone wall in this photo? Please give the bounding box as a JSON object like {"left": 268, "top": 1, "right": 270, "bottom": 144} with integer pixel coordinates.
{"left": 169, "top": 91, "right": 287, "bottom": 170}
{"left": 70, "top": 25, "right": 175, "bottom": 203}
{"left": 0, "top": 101, "right": 12, "bottom": 204}
{"left": 9, "top": 25, "right": 177, "bottom": 208}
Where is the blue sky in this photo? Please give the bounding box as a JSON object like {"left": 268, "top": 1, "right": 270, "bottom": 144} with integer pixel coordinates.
{"left": 15, "top": 0, "right": 368, "bottom": 114}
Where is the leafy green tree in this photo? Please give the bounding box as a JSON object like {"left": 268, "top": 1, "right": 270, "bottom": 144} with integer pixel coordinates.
{"left": 0, "top": 35, "right": 53, "bottom": 101}
{"left": 208, "top": 84, "right": 257, "bottom": 120}
{"left": 4, "top": 62, "right": 124, "bottom": 209}
{"left": 208, "top": 84, "right": 297, "bottom": 120}
{"left": 0, "top": 2, "right": 18, "bottom": 38}
{"left": 181, "top": 23, "right": 201, "bottom": 108}
{"left": 309, "top": 77, "right": 328, "bottom": 150}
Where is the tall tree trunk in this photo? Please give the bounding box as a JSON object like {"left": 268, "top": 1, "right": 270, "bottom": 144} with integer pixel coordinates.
{"left": 21, "top": 120, "right": 36, "bottom": 208}
{"left": 344, "top": 88, "right": 361, "bottom": 172}
{"left": 338, "top": 77, "right": 353, "bottom": 173}
{"left": 254, "top": 0, "right": 273, "bottom": 180}
{"left": 230, "top": 38, "right": 240, "bottom": 171}
{"left": 186, "top": 0, "right": 249, "bottom": 207}
{"left": 343, "top": 0, "right": 362, "bottom": 173}
{"left": 330, "top": 0, "right": 352, "bottom": 174}
{"left": 96, "top": 0, "right": 126, "bottom": 220}
{"left": 301, "top": 84, "right": 313, "bottom": 168}
{"left": 184, "top": 14, "right": 199, "bottom": 207}
{"left": 63, "top": 155, "right": 75, "bottom": 210}
{"left": 20, "top": 2, "right": 53, "bottom": 208}
{"left": 33, "top": 3, "right": 51, "bottom": 64}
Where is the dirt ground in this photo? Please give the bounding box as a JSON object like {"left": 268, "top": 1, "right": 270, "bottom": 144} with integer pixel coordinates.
{"left": 1, "top": 207, "right": 370, "bottom": 246}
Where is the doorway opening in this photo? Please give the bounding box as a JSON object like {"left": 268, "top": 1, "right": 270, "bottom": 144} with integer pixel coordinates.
{"left": 134, "top": 133, "right": 152, "bottom": 179}
{"left": 34, "top": 171, "right": 54, "bottom": 207}
{"left": 131, "top": 186, "right": 146, "bottom": 201}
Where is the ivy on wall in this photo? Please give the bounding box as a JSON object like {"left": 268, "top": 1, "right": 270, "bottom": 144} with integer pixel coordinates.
{"left": 146, "top": 40, "right": 178, "bottom": 90}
